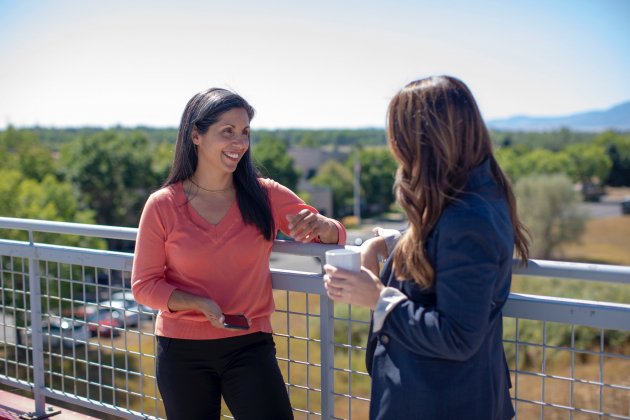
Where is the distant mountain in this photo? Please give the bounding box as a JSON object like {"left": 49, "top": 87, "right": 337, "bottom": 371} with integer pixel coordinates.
{"left": 488, "top": 101, "right": 630, "bottom": 132}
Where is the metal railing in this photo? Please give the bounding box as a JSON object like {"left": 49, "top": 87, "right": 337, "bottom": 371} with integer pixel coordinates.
{"left": 0, "top": 217, "right": 629, "bottom": 419}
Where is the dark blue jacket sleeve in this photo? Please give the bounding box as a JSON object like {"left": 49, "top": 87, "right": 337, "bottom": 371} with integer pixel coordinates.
{"left": 378, "top": 211, "right": 502, "bottom": 361}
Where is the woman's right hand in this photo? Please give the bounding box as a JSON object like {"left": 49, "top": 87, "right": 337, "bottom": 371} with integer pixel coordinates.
{"left": 167, "top": 289, "right": 225, "bottom": 328}
{"left": 195, "top": 298, "right": 226, "bottom": 329}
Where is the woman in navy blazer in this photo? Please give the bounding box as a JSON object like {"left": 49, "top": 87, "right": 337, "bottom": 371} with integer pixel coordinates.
{"left": 324, "top": 75, "right": 530, "bottom": 420}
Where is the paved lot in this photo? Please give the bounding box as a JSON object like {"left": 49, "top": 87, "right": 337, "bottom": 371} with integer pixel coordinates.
{"left": 578, "top": 201, "right": 623, "bottom": 218}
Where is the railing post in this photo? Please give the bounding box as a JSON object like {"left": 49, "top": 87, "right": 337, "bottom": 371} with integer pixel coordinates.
{"left": 320, "top": 294, "right": 335, "bottom": 419}
{"left": 27, "top": 230, "right": 46, "bottom": 415}
{"left": 319, "top": 251, "right": 336, "bottom": 419}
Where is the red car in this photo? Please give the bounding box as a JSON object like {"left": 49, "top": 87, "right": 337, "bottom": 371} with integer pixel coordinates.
{"left": 74, "top": 305, "right": 123, "bottom": 337}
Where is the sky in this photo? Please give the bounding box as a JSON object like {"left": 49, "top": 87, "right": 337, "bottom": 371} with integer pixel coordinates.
{"left": 0, "top": 0, "right": 629, "bottom": 129}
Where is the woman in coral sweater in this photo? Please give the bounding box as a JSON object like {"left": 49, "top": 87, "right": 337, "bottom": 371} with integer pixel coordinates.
{"left": 132, "top": 88, "right": 346, "bottom": 420}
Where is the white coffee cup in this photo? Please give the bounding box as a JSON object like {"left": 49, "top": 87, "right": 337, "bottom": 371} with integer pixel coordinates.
{"left": 325, "top": 249, "right": 361, "bottom": 272}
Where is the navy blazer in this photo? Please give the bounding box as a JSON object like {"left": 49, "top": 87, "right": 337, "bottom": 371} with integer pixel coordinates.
{"left": 366, "top": 159, "right": 515, "bottom": 420}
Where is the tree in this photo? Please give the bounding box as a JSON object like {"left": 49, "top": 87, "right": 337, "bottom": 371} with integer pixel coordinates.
{"left": 60, "top": 131, "right": 157, "bottom": 229}
{"left": 349, "top": 148, "right": 397, "bottom": 216}
{"left": 595, "top": 131, "right": 630, "bottom": 187}
{"left": 311, "top": 160, "right": 354, "bottom": 218}
{"left": 519, "top": 149, "right": 575, "bottom": 178}
{"left": 252, "top": 135, "right": 300, "bottom": 191}
{"left": 151, "top": 141, "right": 175, "bottom": 186}
{"left": 515, "top": 174, "right": 586, "bottom": 259}
{"left": 561, "top": 143, "right": 612, "bottom": 185}
{"left": 0, "top": 126, "right": 56, "bottom": 181}
{"left": 299, "top": 132, "right": 320, "bottom": 147}
{"left": 494, "top": 145, "right": 531, "bottom": 181}
{"left": 0, "top": 169, "right": 102, "bottom": 248}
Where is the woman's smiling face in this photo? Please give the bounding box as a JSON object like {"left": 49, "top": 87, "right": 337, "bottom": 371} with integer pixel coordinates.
{"left": 193, "top": 107, "right": 251, "bottom": 174}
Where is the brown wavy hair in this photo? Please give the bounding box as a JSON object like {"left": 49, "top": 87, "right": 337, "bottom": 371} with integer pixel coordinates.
{"left": 387, "top": 76, "right": 529, "bottom": 287}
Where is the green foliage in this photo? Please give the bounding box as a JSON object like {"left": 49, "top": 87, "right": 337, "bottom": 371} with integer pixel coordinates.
{"left": 311, "top": 160, "right": 354, "bottom": 218}
{"left": 60, "top": 131, "right": 158, "bottom": 227}
{"left": 297, "top": 190, "right": 313, "bottom": 206}
{"left": 19, "top": 126, "right": 178, "bottom": 151}
{"left": 490, "top": 128, "right": 596, "bottom": 151}
{"left": 252, "top": 135, "right": 300, "bottom": 191}
{"left": 0, "top": 126, "right": 56, "bottom": 181}
{"left": 0, "top": 170, "right": 103, "bottom": 248}
{"left": 520, "top": 149, "right": 575, "bottom": 178}
{"left": 150, "top": 141, "right": 175, "bottom": 186}
{"left": 251, "top": 128, "right": 387, "bottom": 148}
{"left": 562, "top": 143, "right": 612, "bottom": 183}
{"left": 0, "top": 128, "right": 103, "bottom": 248}
{"left": 495, "top": 146, "right": 573, "bottom": 182}
{"left": 595, "top": 131, "right": 630, "bottom": 186}
{"left": 298, "top": 132, "right": 320, "bottom": 147}
{"left": 515, "top": 174, "right": 586, "bottom": 258}
{"left": 349, "top": 147, "right": 397, "bottom": 216}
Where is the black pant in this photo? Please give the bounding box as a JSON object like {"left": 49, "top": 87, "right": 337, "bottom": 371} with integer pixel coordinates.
{"left": 156, "top": 332, "right": 294, "bottom": 420}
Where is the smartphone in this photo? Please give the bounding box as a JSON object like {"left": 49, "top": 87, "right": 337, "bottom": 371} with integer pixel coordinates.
{"left": 222, "top": 313, "right": 250, "bottom": 330}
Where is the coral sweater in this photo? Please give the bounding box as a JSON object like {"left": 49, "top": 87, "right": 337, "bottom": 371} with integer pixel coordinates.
{"left": 131, "top": 178, "right": 346, "bottom": 339}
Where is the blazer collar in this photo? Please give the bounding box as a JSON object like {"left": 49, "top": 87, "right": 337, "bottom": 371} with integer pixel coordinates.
{"left": 465, "top": 158, "right": 494, "bottom": 189}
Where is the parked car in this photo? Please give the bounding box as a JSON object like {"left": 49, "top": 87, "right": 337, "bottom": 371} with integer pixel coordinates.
{"left": 85, "top": 308, "right": 123, "bottom": 337}
{"left": 24, "top": 316, "right": 90, "bottom": 349}
{"left": 98, "top": 299, "right": 140, "bottom": 327}
{"left": 622, "top": 196, "right": 630, "bottom": 215}
{"left": 110, "top": 291, "right": 157, "bottom": 321}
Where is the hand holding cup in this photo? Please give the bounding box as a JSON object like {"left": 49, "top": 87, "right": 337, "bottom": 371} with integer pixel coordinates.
{"left": 324, "top": 248, "right": 382, "bottom": 309}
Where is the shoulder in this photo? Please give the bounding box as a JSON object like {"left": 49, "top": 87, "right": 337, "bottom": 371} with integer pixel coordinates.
{"left": 144, "top": 184, "right": 180, "bottom": 213}
{"left": 258, "top": 177, "right": 281, "bottom": 190}
{"left": 258, "top": 177, "right": 298, "bottom": 197}
{"left": 440, "top": 190, "right": 507, "bottom": 239}
{"left": 151, "top": 184, "right": 177, "bottom": 199}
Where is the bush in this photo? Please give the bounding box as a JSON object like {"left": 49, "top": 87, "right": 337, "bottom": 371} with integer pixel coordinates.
{"left": 515, "top": 173, "right": 586, "bottom": 259}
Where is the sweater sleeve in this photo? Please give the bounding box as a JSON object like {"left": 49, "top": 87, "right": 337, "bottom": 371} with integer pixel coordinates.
{"left": 131, "top": 193, "right": 178, "bottom": 311}
{"left": 264, "top": 178, "right": 346, "bottom": 245}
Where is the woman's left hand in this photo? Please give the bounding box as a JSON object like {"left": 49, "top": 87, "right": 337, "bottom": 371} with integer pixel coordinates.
{"left": 287, "top": 209, "right": 338, "bottom": 243}
{"left": 323, "top": 264, "right": 383, "bottom": 309}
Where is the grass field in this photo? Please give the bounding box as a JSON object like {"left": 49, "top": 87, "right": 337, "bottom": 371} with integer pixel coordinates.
{"left": 561, "top": 216, "right": 630, "bottom": 265}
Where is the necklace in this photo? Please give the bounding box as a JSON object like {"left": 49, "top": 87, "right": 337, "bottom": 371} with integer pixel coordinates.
{"left": 189, "top": 177, "right": 234, "bottom": 193}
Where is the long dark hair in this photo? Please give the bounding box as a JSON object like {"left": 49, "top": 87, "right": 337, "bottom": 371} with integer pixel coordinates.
{"left": 387, "top": 76, "right": 529, "bottom": 287}
{"left": 164, "top": 88, "right": 275, "bottom": 240}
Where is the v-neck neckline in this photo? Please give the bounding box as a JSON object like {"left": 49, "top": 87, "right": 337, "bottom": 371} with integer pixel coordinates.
{"left": 176, "top": 182, "right": 240, "bottom": 240}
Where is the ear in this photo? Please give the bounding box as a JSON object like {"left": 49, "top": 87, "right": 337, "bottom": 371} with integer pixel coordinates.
{"left": 191, "top": 129, "right": 201, "bottom": 146}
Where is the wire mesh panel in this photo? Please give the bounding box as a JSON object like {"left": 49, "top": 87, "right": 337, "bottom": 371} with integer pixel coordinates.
{"left": 504, "top": 318, "right": 630, "bottom": 419}
{"left": 273, "top": 290, "right": 325, "bottom": 419}
{"left": 330, "top": 302, "right": 371, "bottom": 420}
{"left": 1, "top": 218, "right": 629, "bottom": 420}
{"left": 0, "top": 244, "right": 166, "bottom": 420}
{"left": 0, "top": 255, "right": 33, "bottom": 390}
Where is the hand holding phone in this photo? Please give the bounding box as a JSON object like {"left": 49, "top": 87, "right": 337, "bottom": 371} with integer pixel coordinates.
{"left": 222, "top": 313, "right": 250, "bottom": 330}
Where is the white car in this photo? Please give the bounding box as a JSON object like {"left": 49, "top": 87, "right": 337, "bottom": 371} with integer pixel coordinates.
{"left": 25, "top": 316, "right": 90, "bottom": 349}
{"left": 110, "top": 291, "right": 157, "bottom": 320}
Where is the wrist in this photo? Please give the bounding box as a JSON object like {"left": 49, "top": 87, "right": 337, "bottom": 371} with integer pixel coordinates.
{"left": 320, "top": 217, "right": 338, "bottom": 243}
{"left": 191, "top": 295, "right": 209, "bottom": 312}
{"left": 367, "top": 280, "right": 384, "bottom": 310}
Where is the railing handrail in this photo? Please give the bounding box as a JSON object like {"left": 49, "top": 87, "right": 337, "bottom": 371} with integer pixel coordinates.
{"left": 3, "top": 238, "right": 629, "bottom": 330}
{"left": 2, "top": 217, "right": 629, "bottom": 285}
{"left": 0, "top": 216, "right": 138, "bottom": 241}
